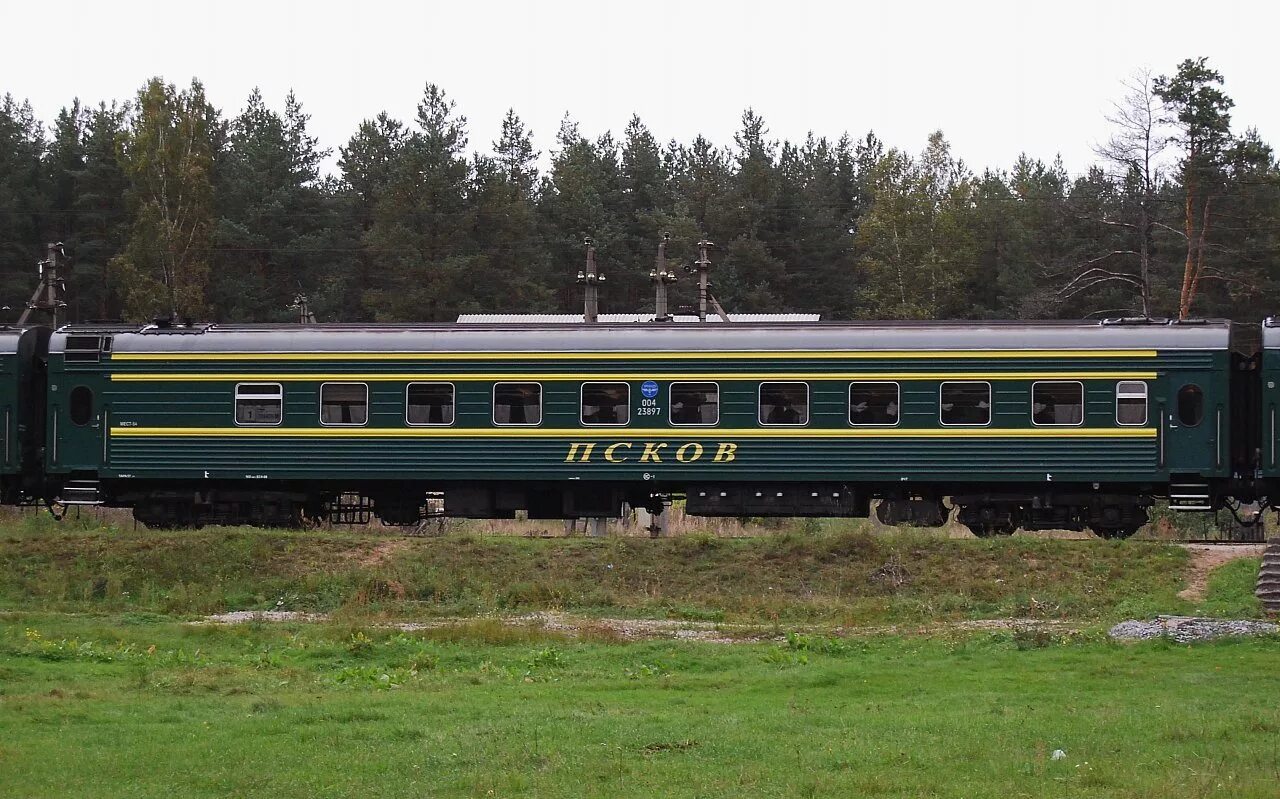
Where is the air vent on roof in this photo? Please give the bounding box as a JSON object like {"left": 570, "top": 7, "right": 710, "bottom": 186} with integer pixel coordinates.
{"left": 140, "top": 321, "right": 214, "bottom": 335}
{"left": 1100, "top": 317, "right": 1171, "bottom": 326}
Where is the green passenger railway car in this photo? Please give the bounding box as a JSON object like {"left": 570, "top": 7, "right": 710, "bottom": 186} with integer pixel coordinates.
{"left": 39, "top": 318, "right": 1251, "bottom": 537}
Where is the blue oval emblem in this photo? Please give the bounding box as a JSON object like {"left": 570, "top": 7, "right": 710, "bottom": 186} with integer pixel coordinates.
{"left": 641, "top": 380, "right": 659, "bottom": 399}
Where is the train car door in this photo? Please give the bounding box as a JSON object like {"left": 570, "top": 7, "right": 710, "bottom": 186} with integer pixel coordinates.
{"left": 52, "top": 382, "right": 103, "bottom": 470}
{"left": 1163, "top": 373, "right": 1220, "bottom": 476}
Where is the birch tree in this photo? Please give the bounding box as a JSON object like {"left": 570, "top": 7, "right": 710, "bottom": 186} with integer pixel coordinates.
{"left": 1066, "top": 70, "right": 1169, "bottom": 316}
{"left": 110, "top": 78, "right": 219, "bottom": 320}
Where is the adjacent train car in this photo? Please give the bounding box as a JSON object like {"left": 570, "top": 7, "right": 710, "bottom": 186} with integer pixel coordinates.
{"left": 1258, "top": 318, "right": 1280, "bottom": 505}
{"left": 40, "top": 318, "right": 1246, "bottom": 536}
{"left": 0, "top": 325, "right": 50, "bottom": 503}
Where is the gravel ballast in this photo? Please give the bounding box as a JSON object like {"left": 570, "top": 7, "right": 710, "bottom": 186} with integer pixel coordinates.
{"left": 1109, "top": 615, "right": 1278, "bottom": 643}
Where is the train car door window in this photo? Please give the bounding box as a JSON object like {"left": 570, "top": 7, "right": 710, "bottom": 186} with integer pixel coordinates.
{"left": 1177, "top": 384, "right": 1204, "bottom": 427}
{"left": 69, "top": 386, "right": 93, "bottom": 426}
{"left": 849, "top": 382, "right": 900, "bottom": 426}
{"left": 1031, "top": 381, "right": 1084, "bottom": 426}
{"left": 581, "top": 382, "right": 629, "bottom": 426}
{"left": 759, "top": 382, "right": 809, "bottom": 426}
{"left": 669, "top": 383, "right": 718, "bottom": 426}
{"left": 940, "top": 382, "right": 991, "bottom": 426}
{"left": 320, "top": 383, "right": 368, "bottom": 426}
{"left": 493, "top": 383, "right": 542, "bottom": 426}
{"left": 235, "top": 383, "right": 283, "bottom": 426}
{"left": 1116, "top": 381, "right": 1148, "bottom": 426}
{"left": 406, "top": 382, "right": 455, "bottom": 425}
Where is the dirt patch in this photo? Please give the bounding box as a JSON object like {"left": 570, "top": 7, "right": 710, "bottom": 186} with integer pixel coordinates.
{"left": 343, "top": 538, "right": 409, "bottom": 568}
{"left": 1177, "top": 544, "right": 1266, "bottom": 602}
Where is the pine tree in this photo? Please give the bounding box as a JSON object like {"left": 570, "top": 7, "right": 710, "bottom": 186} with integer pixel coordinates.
{"left": 777, "top": 134, "right": 861, "bottom": 318}
{"left": 538, "top": 116, "right": 624, "bottom": 311}
{"left": 615, "top": 115, "right": 694, "bottom": 311}
{"left": 969, "top": 157, "right": 1071, "bottom": 319}
{"left": 71, "top": 102, "right": 130, "bottom": 319}
{"left": 467, "top": 109, "right": 552, "bottom": 312}
{"left": 337, "top": 112, "right": 407, "bottom": 320}
{"left": 1199, "top": 130, "right": 1280, "bottom": 318}
{"left": 363, "top": 83, "right": 476, "bottom": 321}
{"left": 44, "top": 101, "right": 87, "bottom": 245}
{"left": 718, "top": 110, "right": 785, "bottom": 311}
{"left": 213, "top": 88, "right": 333, "bottom": 321}
{"left": 0, "top": 94, "right": 47, "bottom": 317}
{"left": 1155, "top": 58, "right": 1235, "bottom": 318}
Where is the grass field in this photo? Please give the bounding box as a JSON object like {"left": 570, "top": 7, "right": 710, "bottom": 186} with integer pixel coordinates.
{"left": 2, "top": 614, "right": 1278, "bottom": 798}
{"left": 0, "top": 512, "right": 1218, "bottom": 624}
{"left": 0, "top": 517, "right": 1275, "bottom": 798}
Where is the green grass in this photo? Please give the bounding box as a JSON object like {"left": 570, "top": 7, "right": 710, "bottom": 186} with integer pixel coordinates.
{"left": 1, "top": 519, "right": 1274, "bottom": 797}
{"left": 0, "top": 614, "right": 1277, "bottom": 798}
{"left": 0, "top": 518, "right": 1199, "bottom": 624}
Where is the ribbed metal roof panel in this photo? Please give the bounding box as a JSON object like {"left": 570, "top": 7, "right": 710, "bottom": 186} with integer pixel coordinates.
{"left": 455, "top": 313, "right": 821, "bottom": 323}
{"left": 54, "top": 318, "right": 1235, "bottom": 355}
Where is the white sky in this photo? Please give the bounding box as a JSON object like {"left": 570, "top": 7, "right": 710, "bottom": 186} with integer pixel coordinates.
{"left": 4, "top": 0, "right": 1277, "bottom": 177}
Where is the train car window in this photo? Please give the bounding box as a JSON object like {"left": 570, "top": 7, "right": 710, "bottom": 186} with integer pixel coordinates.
{"left": 669, "top": 382, "right": 719, "bottom": 426}
{"left": 69, "top": 386, "right": 93, "bottom": 426}
{"left": 1116, "top": 381, "right": 1148, "bottom": 426}
{"left": 493, "top": 383, "right": 542, "bottom": 426}
{"left": 1031, "top": 381, "right": 1084, "bottom": 426}
{"left": 1177, "top": 384, "right": 1204, "bottom": 427}
{"left": 759, "top": 382, "right": 809, "bottom": 426}
{"left": 406, "top": 383, "right": 455, "bottom": 425}
{"left": 320, "top": 383, "right": 368, "bottom": 426}
{"left": 849, "top": 382, "right": 900, "bottom": 426}
{"left": 940, "top": 382, "right": 991, "bottom": 425}
{"left": 581, "top": 382, "right": 629, "bottom": 426}
{"left": 235, "top": 383, "right": 283, "bottom": 426}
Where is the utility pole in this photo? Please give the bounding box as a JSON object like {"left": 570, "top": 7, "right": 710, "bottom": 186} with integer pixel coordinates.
{"left": 576, "top": 237, "right": 605, "bottom": 323}
{"left": 291, "top": 294, "right": 317, "bottom": 324}
{"left": 686, "top": 240, "right": 729, "bottom": 323}
{"left": 650, "top": 233, "right": 677, "bottom": 322}
{"left": 18, "top": 243, "right": 68, "bottom": 327}
{"left": 695, "top": 240, "right": 711, "bottom": 322}
{"left": 573, "top": 237, "right": 609, "bottom": 537}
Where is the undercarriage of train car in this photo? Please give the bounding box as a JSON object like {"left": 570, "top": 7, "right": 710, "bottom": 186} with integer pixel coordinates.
{"left": 78, "top": 478, "right": 1202, "bottom": 540}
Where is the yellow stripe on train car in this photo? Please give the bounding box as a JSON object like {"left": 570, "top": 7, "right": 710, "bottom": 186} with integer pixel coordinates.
{"left": 109, "top": 426, "right": 1158, "bottom": 439}
{"left": 109, "top": 371, "right": 1159, "bottom": 382}
{"left": 108, "top": 349, "right": 1160, "bottom": 361}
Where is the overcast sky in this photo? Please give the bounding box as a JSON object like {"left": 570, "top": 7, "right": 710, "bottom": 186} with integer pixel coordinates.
{"left": 3, "top": 0, "right": 1277, "bottom": 177}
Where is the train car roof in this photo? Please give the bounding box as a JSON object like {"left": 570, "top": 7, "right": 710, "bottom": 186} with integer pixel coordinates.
{"left": 49, "top": 318, "right": 1235, "bottom": 354}
{"left": 1261, "top": 317, "right": 1280, "bottom": 349}
{"left": 0, "top": 326, "right": 39, "bottom": 355}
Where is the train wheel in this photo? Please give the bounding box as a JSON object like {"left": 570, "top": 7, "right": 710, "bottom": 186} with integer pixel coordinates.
{"left": 956, "top": 504, "right": 1015, "bottom": 537}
